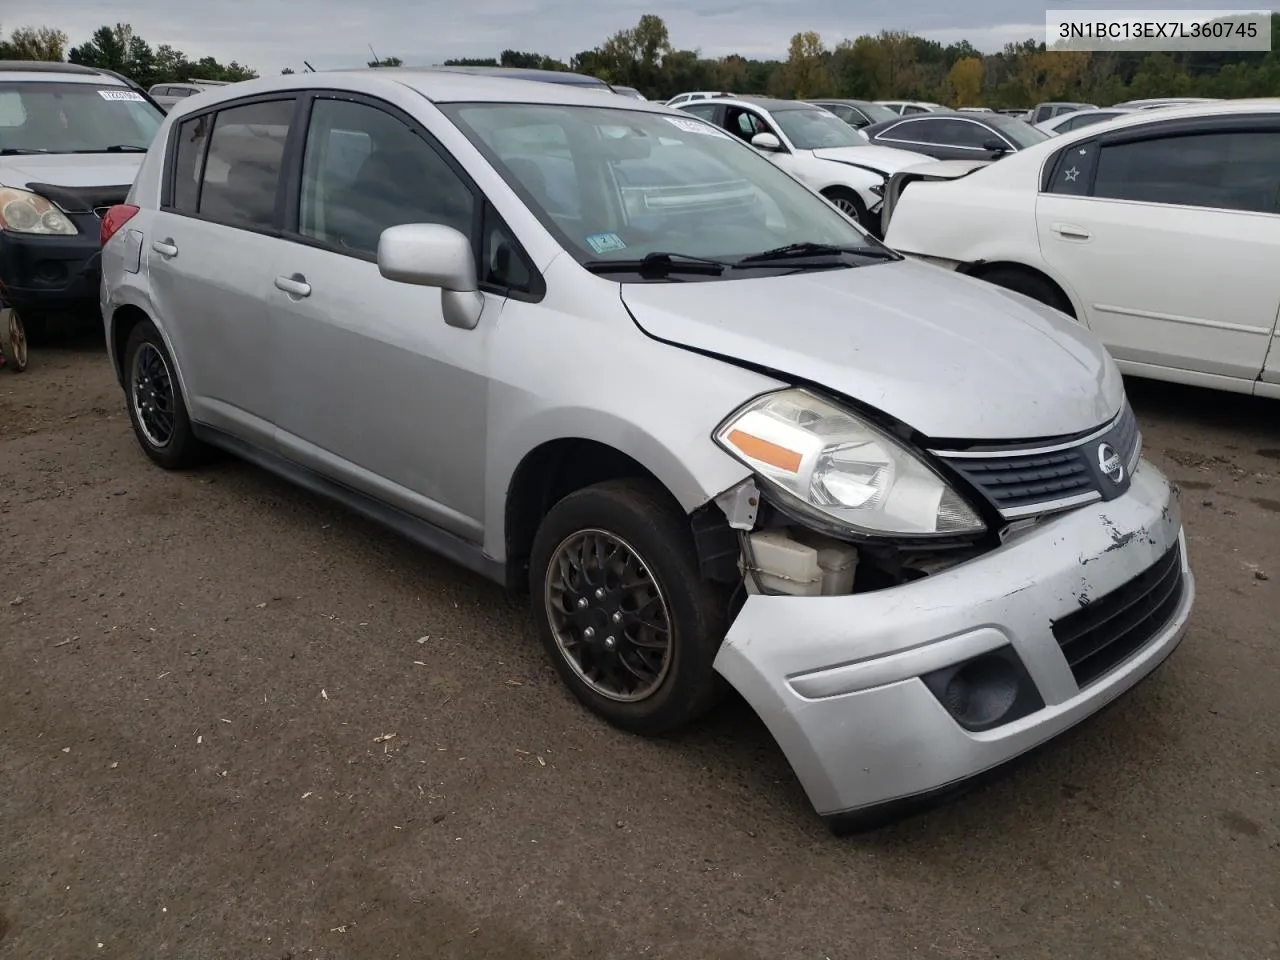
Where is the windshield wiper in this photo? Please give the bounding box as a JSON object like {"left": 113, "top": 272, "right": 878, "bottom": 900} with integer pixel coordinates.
{"left": 736, "top": 242, "right": 901, "bottom": 266}
{"left": 0, "top": 148, "right": 48, "bottom": 156}
{"left": 72, "top": 145, "right": 149, "bottom": 153}
{"left": 583, "top": 251, "right": 731, "bottom": 278}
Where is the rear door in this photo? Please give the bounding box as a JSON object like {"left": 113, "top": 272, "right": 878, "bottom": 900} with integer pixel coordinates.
{"left": 1035, "top": 115, "right": 1280, "bottom": 383}
{"left": 146, "top": 95, "right": 298, "bottom": 447}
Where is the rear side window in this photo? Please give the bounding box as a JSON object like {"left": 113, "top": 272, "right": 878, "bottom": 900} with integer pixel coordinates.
{"left": 881, "top": 119, "right": 939, "bottom": 144}
{"left": 1092, "top": 130, "right": 1280, "bottom": 214}
{"left": 680, "top": 102, "right": 718, "bottom": 121}
{"left": 197, "top": 98, "right": 295, "bottom": 230}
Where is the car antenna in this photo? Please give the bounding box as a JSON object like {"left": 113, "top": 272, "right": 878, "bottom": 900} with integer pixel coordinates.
{"left": 303, "top": 60, "right": 316, "bottom": 73}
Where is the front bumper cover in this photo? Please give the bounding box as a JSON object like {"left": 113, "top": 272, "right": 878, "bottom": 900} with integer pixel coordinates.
{"left": 713, "top": 458, "right": 1193, "bottom": 820}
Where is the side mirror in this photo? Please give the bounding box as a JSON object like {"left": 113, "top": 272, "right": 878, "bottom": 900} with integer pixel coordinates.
{"left": 750, "top": 132, "right": 783, "bottom": 152}
{"left": 982, "top": 138, "right": 1010, "bottom": 155}
{"left": 377, "top": 223, "right": 484, "bottom": 330}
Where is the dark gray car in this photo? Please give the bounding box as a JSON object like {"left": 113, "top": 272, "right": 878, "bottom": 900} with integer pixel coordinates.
{"left": 860, "top": 111, "right": 1049, "bottom": 161}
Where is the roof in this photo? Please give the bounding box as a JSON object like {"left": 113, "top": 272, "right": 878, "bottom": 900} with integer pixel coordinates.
{"left": 0, "top": 60, "right": 130, "bottom": 83}
{"left": 411, "top": 65, "right": 610, "bottom": 89}
{"left": 161, "top": 67, "right": 671, "bottom": 117}
{"left": 680, "top": 95, "right": 823, "bottom": 112}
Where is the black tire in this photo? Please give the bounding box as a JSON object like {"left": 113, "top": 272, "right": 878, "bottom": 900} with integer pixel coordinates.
{"left": 529, "top": 478, "right": 727, "bottom": 736}
{"left": 823, "top": 187, "right": 871, "bottom": 231}
{"left": 122, "top": 320, "right": 208, "bottom": 469}
{"left": 0, "top": 308, "right": 27, "bottom": 373}
{"left": 978, "top": 266, "right": 1075, "bottom": 318}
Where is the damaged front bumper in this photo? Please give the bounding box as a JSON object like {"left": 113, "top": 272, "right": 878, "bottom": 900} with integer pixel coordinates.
{"left": 713, "top": 458, "right": 1193, "bottom": 823}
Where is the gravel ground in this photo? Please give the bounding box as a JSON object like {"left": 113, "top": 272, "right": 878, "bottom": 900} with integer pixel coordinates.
{"left": 1, "top": 340, "right": 1277, "bottom": 960}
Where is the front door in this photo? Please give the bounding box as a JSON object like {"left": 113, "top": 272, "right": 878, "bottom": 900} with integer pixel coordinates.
{"left": 267, "top": 94, "right": 501, "bottom": 540}
{"left": 1036, "top": 120, "right": 1280, "bottom": 382}
{"left": 144, "top": 97, "right": 297, "bottom": 448}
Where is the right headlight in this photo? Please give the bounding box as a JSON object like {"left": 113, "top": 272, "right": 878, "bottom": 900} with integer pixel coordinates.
{"left": 714, "top": 388, "right": 985, "bottom": 538}
{"left": 0, "top": 187, "right": 77, "bottom": 236}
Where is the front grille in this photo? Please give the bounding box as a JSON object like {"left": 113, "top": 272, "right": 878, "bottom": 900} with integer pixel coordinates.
{"left": 945, "top": 448, "right": 1096, "bottom": 510}
{"left": 1051, "top": 542, "right": 1184, "bottom": 688}
{"left": 933, "top": 404, "right": 1141, "bottom": 519}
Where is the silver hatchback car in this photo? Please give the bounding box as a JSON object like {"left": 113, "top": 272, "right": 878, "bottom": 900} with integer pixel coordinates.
{"left": 100, "top": 70, "right": 1194, "bottom": 831}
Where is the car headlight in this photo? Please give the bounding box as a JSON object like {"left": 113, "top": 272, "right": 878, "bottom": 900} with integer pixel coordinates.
{"left": 714, "top": 388, "right": 985, "bottom": 538}
{"left": 0, "top": 187, "right": 77, "bottom": 236}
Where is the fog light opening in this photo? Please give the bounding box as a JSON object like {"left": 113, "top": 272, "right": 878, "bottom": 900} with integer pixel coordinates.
{"left": 922, "top": 646, "right": 1044, "bottom": 732}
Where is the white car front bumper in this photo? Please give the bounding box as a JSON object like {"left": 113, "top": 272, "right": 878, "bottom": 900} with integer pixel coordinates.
{"left": 714, "top": 458, "right": 1193, "bottom": 824}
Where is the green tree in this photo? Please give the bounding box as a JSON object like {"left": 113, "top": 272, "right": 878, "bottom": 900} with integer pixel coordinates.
{"left": 780, "top": 31, "right": 831, "bottom": 98}
{"left": 4, "top": 25, "right": 68, "bottom": 60}
{"left": 945, "top": 56, "right": 984, "bottom": 105}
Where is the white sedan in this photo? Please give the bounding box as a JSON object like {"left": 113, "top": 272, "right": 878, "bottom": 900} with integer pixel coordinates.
{"left": 883, "top": 99, "right": 1280, "bottom": 399}
{"left": 674, "top": 96, "right": 933, "bottom": 234}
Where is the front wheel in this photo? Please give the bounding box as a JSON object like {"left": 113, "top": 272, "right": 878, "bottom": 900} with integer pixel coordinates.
{"left": 0, "top": 308, "right": 28, "bottom": 373}
{"left": 823, "top": 187, "right": 870, "bottom": 230}
{"left": 529, "top": 478, "right": 727, "bottom": 736}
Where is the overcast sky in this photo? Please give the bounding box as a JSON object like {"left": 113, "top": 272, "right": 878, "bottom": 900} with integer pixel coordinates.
{"left": 6, "top": 0, "right": 1277, "bottom": 74}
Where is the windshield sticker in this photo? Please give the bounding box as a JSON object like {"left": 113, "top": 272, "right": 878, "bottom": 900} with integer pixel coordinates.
{"left": 98, "top": 89, "right": 146, "bottom": 102}
{"left": 585, "top": 232, "right": 627, "bottom": 254}
{"left": 665, "top": 116, "right": 725, "bottom": 137}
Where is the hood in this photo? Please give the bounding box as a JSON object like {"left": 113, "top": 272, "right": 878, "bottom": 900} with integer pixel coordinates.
{"left": 0, "top": 152, "right": 144, "bottom": 191}
{"left": 811, "top": 144, "right": 934, "bottom": 175}
{"left": 620, "top": 258, "right": 1124, "bottom": 442}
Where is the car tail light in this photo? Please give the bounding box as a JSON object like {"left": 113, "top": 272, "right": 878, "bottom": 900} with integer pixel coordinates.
{"left": 100, "top": 204, "right": 140, "bottom": 246}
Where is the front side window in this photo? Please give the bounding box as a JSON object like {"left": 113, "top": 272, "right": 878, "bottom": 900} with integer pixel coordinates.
{"left": 197, "top": 98, "right": 295, "bottom": 230}
{"left": 1092, "top": 129, "right": 1280, "bottom": 213}
{"left": 442, "top": 102, "right": 879, "bottom": 265}
{"left": 297, "top": 98, "right": 475, "bottom": 256}
{"left": 0, "top": 81, "right": 163, "bottom": 154}
{"left": 769, "top": 108, "right": 865, "bottom": 149}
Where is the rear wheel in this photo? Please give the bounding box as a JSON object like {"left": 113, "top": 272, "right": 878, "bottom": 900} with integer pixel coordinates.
{"left": 977, "top": 267, "right": 1075, "bottom": 319}
{"left": 123, "top": 320, "right": 209, "bottom": 469}
{"left": 529, "top": 478, "right": 727, "bottom": 736}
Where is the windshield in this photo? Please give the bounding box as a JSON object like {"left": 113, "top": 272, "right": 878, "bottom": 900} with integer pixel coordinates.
{"left": 442, "top": 103, "right": 878, "bottom": 265}
{"left": 0, "top": 81, "right": 164, "bottom": 154}
{"left": 988, "top": 114, "right": 1050, "bottom": 148}
{"left": 769, "top": 108, "right": 866, "bottom": 149}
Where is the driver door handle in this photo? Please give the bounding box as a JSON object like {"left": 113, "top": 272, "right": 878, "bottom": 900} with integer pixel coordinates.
{"left": 1051, "top": 222, "right": 1092, "bottom": 240}
{"left": 151, "top": 238, "right": 178, "bottom": 258}
{"left": 274, "top": 273, "right": 311, "bottom": 298}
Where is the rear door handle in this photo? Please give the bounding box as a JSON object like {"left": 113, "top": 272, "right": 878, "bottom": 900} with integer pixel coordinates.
{"left": 151, "top": 238, "right": 178, "bottom": 258}
{"left": 274, "top": 273, "right": 311, "bottom": 298}
{"left": 1051, "top": 222, "right": 1092, "bottom": 240}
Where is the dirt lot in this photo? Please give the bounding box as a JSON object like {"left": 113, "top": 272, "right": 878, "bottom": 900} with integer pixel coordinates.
{"left": 1, "top": 340, "right": 1277, "bottom": 960}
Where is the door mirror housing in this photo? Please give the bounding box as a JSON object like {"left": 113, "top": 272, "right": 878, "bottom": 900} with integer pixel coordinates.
{"left": 377, "top": 223, "right": 484, "bottom": 330}
{"left": 982, "top": 138, "right": 1010, "bottom": 155}
{"left": 750, "top": 132, "right": 783, "bottom": 152}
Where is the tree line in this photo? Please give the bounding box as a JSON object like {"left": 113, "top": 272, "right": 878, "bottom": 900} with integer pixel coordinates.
{"left": 4, "top": 13, "right": 1280, "bottom": 106}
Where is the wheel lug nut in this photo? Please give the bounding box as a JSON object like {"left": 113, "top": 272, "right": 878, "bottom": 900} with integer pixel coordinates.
{"left": 611, "top": 611, "right": 622, "bottom": 624}
{"left": 604, "top": 636, "right": 616, "bottom": 649}
{"left": 594, "top": 588, "right": 606, "bottom": 600}
{"left": 583, "top": 626, "right": 595, "bottom": 640}
{"left": 576, "top": 597, "right": 588, "bottom": 609}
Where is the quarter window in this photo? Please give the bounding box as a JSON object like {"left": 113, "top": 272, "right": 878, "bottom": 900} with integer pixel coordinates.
{"left": 1092, "top": 130, "right": 1280, "bottom": 214}
{"left": 171, "top": 113, "right": 211, "bottom": 213}
{"left": 195, "top": 98, "right": 295, "bottom": 230}
{"left": 297, "top": 98, "right": 475, "bottom": 256}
